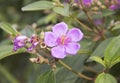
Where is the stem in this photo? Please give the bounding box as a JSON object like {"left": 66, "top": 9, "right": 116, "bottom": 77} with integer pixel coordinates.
{"left": 83, "top": 66, "right": 98, "bottom": 74}
{"left": 58, "top": 60, "right": 93, "bottom": 80}
{"left": 71, "top": 15, "right": 93, "bottom": 32}
{"left": 79, "top": 0, "right": 106, "bottom": 39}
{"left": 78, "top": 50, "right": 92, "bottom": 55}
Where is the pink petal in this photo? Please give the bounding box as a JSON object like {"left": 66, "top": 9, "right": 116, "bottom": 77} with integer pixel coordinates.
{"left": 65, "top": 42, "right": 80, "bottom": 54}
{"left": 67, "top": 28, "right": 83, "bottom": 42}
{"left": 51, "top": 46, "right": 66, "bottom": 59}
{"left": 44, "top": 32, "right": 57, "bottom": 47}
{"left": 16, "top": 35, "right": 27, "bottom": 40}
{"left": 52, "top": 22, "right": 68, "bottom": 36}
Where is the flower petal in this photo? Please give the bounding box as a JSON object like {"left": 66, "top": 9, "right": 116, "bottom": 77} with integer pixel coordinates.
{"left": 13, "top": 35, "right": 27, "bottom": 51}
{"left": 51, "top": 46, "right": 66, "bottom": 59}
{"left": 16, "top": 35, "right": 27, "bottom": 40}
{"left": 44, "top": 32, "right": 57, "bottom": 47}
{"left": 52, "top": 22, "right": 68, "bottom": 36}
{"left": 65, "top": 43, "right": 80, "bottom": 54}
{"left": 67, "top": 28, "right": 83, "bottom": 42}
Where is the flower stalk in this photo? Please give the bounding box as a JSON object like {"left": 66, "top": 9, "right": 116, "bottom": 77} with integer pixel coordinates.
{"left": 71, "top": 15, "right": 93, "bottom": 32}
{"left": 58, "top": 60, "right": 93, "bottom": 80}
{"left": 79, "top": 0, "right": 106, "bottom": 40}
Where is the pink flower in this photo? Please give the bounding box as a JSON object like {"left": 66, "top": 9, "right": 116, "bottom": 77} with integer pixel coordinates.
{"left": 13, "top": 35, "right": 27, "bottom": 51}
{"left": 109, "top": 0, "right": 120, "bottom": 10}
{"left": 109, "top": 5, "right": 120, "bottom": 10}
{"left": 28, "top": 34, "right": 39, "bottom": 52}
{"left": 44, "top": 22, "right": 83, "bottom": 59}
{"left": 83, "top": 0, "right": 93, "bottom": 7}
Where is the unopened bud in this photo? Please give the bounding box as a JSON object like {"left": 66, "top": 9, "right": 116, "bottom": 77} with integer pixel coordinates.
{"left": 32, "top": 23, "right": 37, "bottom": 29}
{"left": 97, "top": 1, "right": 102, "bottom": 6}
{"left": 40, "top": 31, "right": 44, "bottom": 39}
{"left": 29, "top": 56, "right": 48, "bottom": 64}
{"left": 101, "top": 5, "right": 106, "bottom": 9}
{"left": 91, "top": 7, "right": 99, "bottom": 11}
{"left": 29, "top": 58, "right": 37, "bottom": 63}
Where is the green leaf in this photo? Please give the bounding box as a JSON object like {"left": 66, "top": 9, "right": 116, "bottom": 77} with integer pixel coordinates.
{"left": 36, "top": 70, "right": 56, "bottom": 83}
{"left": 0, "top": 64, "right": 19, "bottom": 83}
{"left": 91, "top": 10, "right": 115, "bottom": 19}
{"left": 112, "top": 24, "right": 120, "bottom": 31}
{"left": 90, "top": 56, "right": 105, "bottom": 67}
{"left": 22, "top": 1, "right": 55, "bottom": 11}
{"left": 0, "top": 22, "right": 18, "bottom": 36}
{"left": 104, "top": 36, "right": 120, "bottom": 68}
{"left": 53, "top": 3, "right": 70, "bottom": 16}
{"left": 55, "top": 55, "right": 90, "bottom": 83}
{"left": 0, "top": 45, "right": 26, "bottom": 60}
{"left": 95, "top": 73, "right": 117, "bottom": 83}
{"left": 102, "top": 9, "right": 115, "bottom": 17}
{"left": 91, "top": 38, "right": 112, "bottom": 57}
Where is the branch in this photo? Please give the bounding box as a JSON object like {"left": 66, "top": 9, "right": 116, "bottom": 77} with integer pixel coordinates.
{"left": 58, "top": 60, "right": 94, "bottom": 80}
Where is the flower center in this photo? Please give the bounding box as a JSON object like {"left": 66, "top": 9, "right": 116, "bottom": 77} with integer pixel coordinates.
{"left": 57, "top": 35, "right": 71, "bottom": 45}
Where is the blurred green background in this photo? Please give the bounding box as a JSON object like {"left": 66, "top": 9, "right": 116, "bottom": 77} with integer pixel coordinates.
{"left": 0, "top": 0, "right": 52, "bottom": 83}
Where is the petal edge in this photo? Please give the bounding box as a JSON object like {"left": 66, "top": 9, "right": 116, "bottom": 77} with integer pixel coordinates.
{"left": 67, "top": 28, "right": 83, "bottom": 42}
{"left": 51, "top": 46, "right": 66, "bottom": 59}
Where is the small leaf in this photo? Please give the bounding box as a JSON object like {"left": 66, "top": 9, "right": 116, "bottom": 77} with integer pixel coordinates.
{"left": 53, "top": 4, "right": 70, "bottom": 16}
{"left": 0, "top": 45, "right": 26, "bottom": 60}
{"left": 104, "top": 36, "right": 120, "bottom": 68}
{"left": 90, "top": 56, "right": 105, "bottom": 67}
{"left": 22, "top": 1, "right": 55, "bottom": 11}
{"left": 36, "top": 70, "right": 56, "bottom": 83}
{"left": 0, "top": 22, "right": 18, "bottom": 36}
{"left": 95, "top": 73, "right": 117, "bottom": 83}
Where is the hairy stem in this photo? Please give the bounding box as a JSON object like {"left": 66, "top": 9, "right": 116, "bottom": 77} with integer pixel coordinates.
{"left": 58, "top": 60, "right": 94, "bottom": 80}
{"left": 79, "top": 0, "right": 106, "bottom": 39}
{"left": 71, "top": 15, "right": 93, "bottom": 32}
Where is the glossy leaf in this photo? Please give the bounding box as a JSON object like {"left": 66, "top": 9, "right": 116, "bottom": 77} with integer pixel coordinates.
{"left": 104, "top": 36, "right": 120, "bottom": 68}
{"left": 22, "top": 1, "right": 55, "bottom": 11}
{"left": 53, "top": 4, "right": 70, "bottom": 16}
{"left": 0, "top": 45, "right": 26, "bottom": 60}
{"left": 36, "top": 70, "right": 56, "bottom": 83}
{"left": 0, "top": 22, "right": 18, "bottom": 36}
{"left": 90, "top": 56, "right": 105, "bottom": 67}
{"left": 95, "top": 73, "right": 117, "bottom": 83}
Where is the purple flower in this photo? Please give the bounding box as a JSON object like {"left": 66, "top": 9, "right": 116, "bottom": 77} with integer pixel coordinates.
{"left": 13, "top": 35, "right": 27, "bottom": 51}
{"left": 109, "top": 0, "right": 120, "bottom": 10}
{"left": 109, "top": 5, "right": 119, "bottom": 10}
{"left": 28, "top": 34, "right": 39, "bottom": 51}
{"left": 44, "top": 22, "right": 83, "bottom": 59}
{"left": 83, "top": 0, "right": 93, "bottom": 7}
